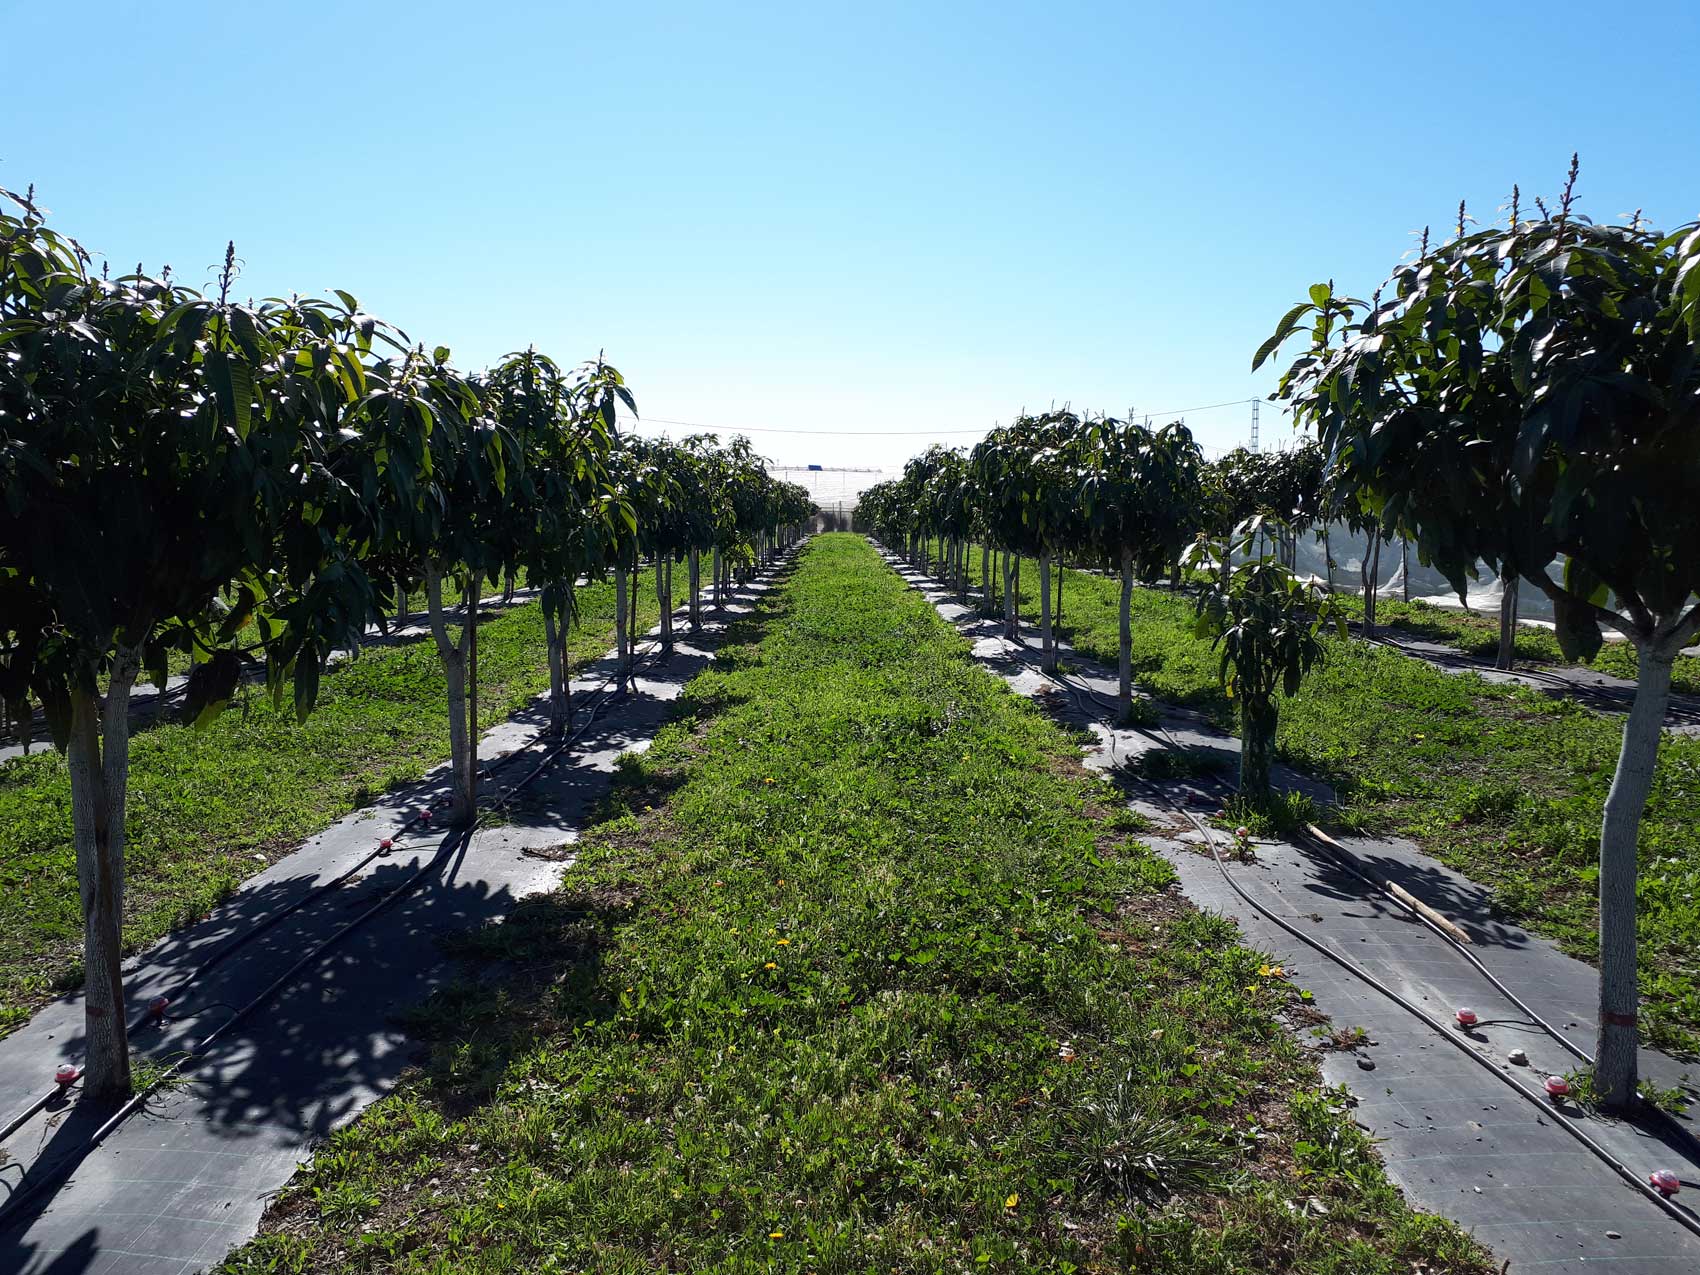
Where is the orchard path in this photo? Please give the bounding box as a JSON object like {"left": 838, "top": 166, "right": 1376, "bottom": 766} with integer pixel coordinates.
{"left": 889, "top": 546, "right": 1700, "bottom": 1275}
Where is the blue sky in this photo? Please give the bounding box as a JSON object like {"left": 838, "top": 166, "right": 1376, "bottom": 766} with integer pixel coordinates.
{"left": 9, "top": 1, "right": 1698, "bottom": 469}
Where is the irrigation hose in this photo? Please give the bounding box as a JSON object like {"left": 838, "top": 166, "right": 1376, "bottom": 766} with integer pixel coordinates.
{"left": 0, "top": 551, "right": 800, "bottom": 1220}
{"left": 886, "top": 543, "right": 1700, "bottom": 1235}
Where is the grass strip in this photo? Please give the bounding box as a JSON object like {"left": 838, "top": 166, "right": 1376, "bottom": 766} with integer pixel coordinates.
{"left": 0, "top": 569, "right": 670, "bottom": 1032}
{"left": 220, "top": 534, "right": 1488, "bottom": 1274}
{"left": 926, "top": 539, "right": 1700, "bottom": 1056}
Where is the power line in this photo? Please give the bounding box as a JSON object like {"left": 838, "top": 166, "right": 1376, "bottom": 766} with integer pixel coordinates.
{"left": 627, "top": 397, "right": 1275, "bottom": 438}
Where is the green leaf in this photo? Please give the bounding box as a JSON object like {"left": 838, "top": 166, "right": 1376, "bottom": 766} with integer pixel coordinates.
{"left": 293, "top": 644, "right": 321, "bottom": 723}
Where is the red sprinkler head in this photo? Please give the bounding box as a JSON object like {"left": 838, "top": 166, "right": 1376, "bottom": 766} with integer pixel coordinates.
{"left": 54, "top": 1063, "right": 80, "bottom": 1086}
{"left": 1544, "top": 1075, "right": 1571, "bottom": 1099}
{"left": 1650, "top": 1169, "right": 1681, "bottom": 1197}
{"left": 147, "top": 995, "right": 170, "bottom": 1018}
{"left": 378, "top": 838, "right": 394, "bottom": 852}
{"left": 1455, "top": 1007, "right": 1479, "bottom": 1028}
{"left": 417, "top": 809, "right": 433, "bottom": 823}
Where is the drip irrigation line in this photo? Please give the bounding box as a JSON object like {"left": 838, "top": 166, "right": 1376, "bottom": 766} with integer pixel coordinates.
{"left": 0, "top": 549, "right": 801, "bottom": 1222}
{"left": 884, "top": 543, "right": 1700, "bottom": 1233}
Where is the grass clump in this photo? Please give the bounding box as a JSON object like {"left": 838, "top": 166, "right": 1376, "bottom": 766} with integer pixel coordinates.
{"left": 219, "top": 535, "right": 1488, "bottom": 1274}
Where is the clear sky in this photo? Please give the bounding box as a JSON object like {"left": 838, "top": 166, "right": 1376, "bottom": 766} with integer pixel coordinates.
{"left": 9, "top": 1, "right": 1698, "bottom": 470}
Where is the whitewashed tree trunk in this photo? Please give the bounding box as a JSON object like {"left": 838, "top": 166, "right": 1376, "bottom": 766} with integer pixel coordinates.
{"left": 1118, "top": 549, "right": 1134, "bottom": 720}
{"left": 658, "top": 557, "right": 673, "bottom": 653}
{"left": 425, "top": 564, "right": 479, "bottom": 825}
{"left": 1594, "top": 643, "right": 1675, "bottom": 1109}
{"left": 1039, "top": 553, "right": 1056, "bottom": 672}
{"left": 1362, "top": 528, "right": 1381, "bottom": 639}
{"left": 689, "top": 549, "right": 702, "bottom": 632}
{"left": 1496, "top": 574, "right": 1519, "bottom": 670}
{"left": 543, "top": 594, "right": 570, "bottom": 735}
{"left": 67, "top": 648, "right": 139, "bottom": 1101}
{"left": 615, "top": 566, "right": 630, "bottom": 692}
{"left": 992, "top": 554, "right": 1006, "bottom": 642}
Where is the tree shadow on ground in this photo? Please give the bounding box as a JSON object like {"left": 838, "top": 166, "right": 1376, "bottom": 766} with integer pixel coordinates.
{"left": 0, "top": 562, "right": 801, "bottom": 1274}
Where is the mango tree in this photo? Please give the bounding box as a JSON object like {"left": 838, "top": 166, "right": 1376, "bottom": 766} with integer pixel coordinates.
{"left": 1184, "top": 520, "right": 1339, "bottom": 795}
{"left": 969, "top": 413, "right": 1080, "bottom": 666}
{"left": 1259, "top": 179, "right": 1700, "bottom": 1108}
{"left": 1079, "top": 419, "right": 1204, "bottom": 719}
{"left": 483, "top": 349, "right": 626, "bottom": 735}
{"left": 0, "top": 193, "right": 372, "bottom": 1098}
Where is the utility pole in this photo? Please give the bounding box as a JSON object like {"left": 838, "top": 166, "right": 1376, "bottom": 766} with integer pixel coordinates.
{"left": 1249, "top": 398, "right": 1260, "bottom": 453}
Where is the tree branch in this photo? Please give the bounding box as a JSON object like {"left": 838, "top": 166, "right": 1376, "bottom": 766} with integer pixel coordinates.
{"left": 422, "top": 562, "right": 457, "bottom": 662}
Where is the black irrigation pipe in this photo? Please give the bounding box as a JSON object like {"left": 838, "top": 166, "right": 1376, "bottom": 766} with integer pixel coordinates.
{"left": 883, "top": 541, "right": 1700, "bottom": 1237}
{"left": 0, "top": 552, "right": 798, "bottom": 1221}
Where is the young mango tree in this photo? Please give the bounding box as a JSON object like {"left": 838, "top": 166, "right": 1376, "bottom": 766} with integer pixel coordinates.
{"left": 1258, "top": 179, "right": 1700, "bottom": 1108}
{"left": 482, "top": 349, "right": 627, "bottom": 735}
{"left": 969, "top": 413, "right": 1080, "bottom": 666}
{"left": 1079, "top": 418, "right": 1204, "bottom": 720}
{"left": 1184, "top": 519, "right": 1340, "bottom": 796}
{"left": 0, "top": 193, "right": 373, "bottom": 1099}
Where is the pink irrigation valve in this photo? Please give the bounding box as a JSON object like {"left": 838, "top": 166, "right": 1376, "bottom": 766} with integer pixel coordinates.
{"left": 1650, "top": 1169, "right": 1681, "bottom": 1197}
{"left": 54, "top": 1063, "right": 80, "bottom": 1086}
{"left": 378, "top": 838, "right": 394, "bottom": 853}
{"left": 147, "top": 995, "right": 170, "bottom": 1019}
{"left": 1454, "top": 1007, "right": 1478, "bottom": 1028}
{"left": 1544, "top": 1075, "right": 1571, "bottom": 1099}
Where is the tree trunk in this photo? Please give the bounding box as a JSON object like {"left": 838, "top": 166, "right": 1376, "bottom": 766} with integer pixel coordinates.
{"left": 466, "top": 584, "right": 479, "bottom": 765}
{"left": 1323, "top": 525, "right": 1334, "bottom": 591}
{"left": 992, "top": 550, "right": 1006, "bottom": 639}
{"left": 543, "top": 595, "right": 569, "bottom": 736}
{"left": 615, "top": 565, "right": 630, "bottom": 691}
{"left": 1594, "top": 644, "right": 1675, "bottom": 1110}
{"left": 712, "top": 547, "right": 723, "bottom": 611}
{"left": 659, "top": 557, "right": 673, "bottom": 655}
{"left": 1039, "top": 554, "right": 1056, "bottom": 672}
{"left": 425, "top": 564, "right": 479, "bottom": 825}
{"left": 1239, "top": 697, "right": 1277, "bottom": 798}
{"left": 1495, "top": 574, "right": 1519, "bottom": 670}
{"left": 1401, "top": 537, "right": 1411, "bottom": 604}
{"left": 67, "top": 650, "right": 139, "bottom": 1102}
{"left": 689, "top": 549, "right": 702, "bottom": 633}
{"left": 1362, "top": 528, "right": 1381, "bottom": 640}
{"left": 1118, "top": 549, "right": 1133, "bottom": 721}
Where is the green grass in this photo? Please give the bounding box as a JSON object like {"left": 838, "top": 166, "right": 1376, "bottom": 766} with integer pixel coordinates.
{"left": 920, "top": 538, "right": 1700, "bottom": 1057}
{"left": 1325, "top": 592, "right": 1700, "bottom": 694}
{"left": 0, "top": 569, "right": 672, "bottom": 1033}
{"left": 219, "top": 534, "right": 1487, "bottom": 1275}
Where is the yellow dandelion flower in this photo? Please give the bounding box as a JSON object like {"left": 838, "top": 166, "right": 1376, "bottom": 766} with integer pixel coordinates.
{"left": 1004, "top": 1193, "right": 1019, "bottom": 1210}
{"left": 769, "top": 1229, "right": 784, "bottom": 1239}
{"left": 764, "top": 961, "right": 778, "bottom": 969}
{"left": 1257, "top": 964, "right": 1284, "bottom": 978}
{"left": 776, "top": 938, "right": 791, "bottom": 946}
